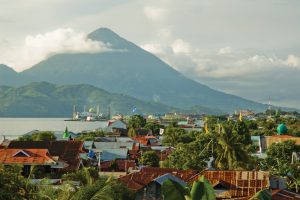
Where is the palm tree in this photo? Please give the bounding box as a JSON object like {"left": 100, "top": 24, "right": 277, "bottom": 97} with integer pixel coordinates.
{"left": 214, "top": 124, "right": 249, "bottom": 170}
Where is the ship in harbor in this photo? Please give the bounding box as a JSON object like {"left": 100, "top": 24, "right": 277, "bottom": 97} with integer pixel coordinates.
{"left": 66, "top": 105, "right": 110, "bottom": 121}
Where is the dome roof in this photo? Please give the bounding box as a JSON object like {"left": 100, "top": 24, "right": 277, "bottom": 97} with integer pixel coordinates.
{"left": 89, "top": 108, "right": 96, "bottom": 113}
{"left": 277, "top": 123, "right": 288, "bottom": 135}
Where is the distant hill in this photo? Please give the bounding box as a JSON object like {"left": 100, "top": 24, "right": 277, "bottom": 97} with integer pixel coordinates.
{"left": 19, "top": 28, "right": 267, "bottom": 113}
{"left": 0, "top": 82, "right": 186, "bottom": 117}
{"left": 0, "top": 64, "right": 25, "bottom": 86}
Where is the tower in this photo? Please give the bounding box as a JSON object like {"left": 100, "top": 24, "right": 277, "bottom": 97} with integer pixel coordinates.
{"left": 73, "top": 104, "right": 77, "bottom": 119}
{"left": 97, "top": 105, "right": 100, "bottom": 115}
{"left": 107, "top": 106, "right": 111, "bottom": 120}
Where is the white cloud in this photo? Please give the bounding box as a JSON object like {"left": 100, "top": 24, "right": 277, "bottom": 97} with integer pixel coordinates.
{"left": 217, "top": 46, "right": 232, "bottom": 55}
{"left": 171, "top": 39, "right": 191, "bottom": 55}
{"left": 0, "top": 28, "right": 112, "bottom": 71}
{"left": 141, "top": 43, "right": 167, "bottom": 55}
{"left": 284, "top": 54, "right": 300, "bottom": 68}
{"left": 144, "top": 6, "right": 168, "bottom": 22}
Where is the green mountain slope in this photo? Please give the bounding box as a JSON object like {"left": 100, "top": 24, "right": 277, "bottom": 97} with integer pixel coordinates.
{"left": 0, "top": 64, "right": 24, "bottom": 86}
{"left": 21, "top": 28, "right": 267, "bottom": 113}
{"left": 0, "top": 82, "right": 187, "bottom": 117}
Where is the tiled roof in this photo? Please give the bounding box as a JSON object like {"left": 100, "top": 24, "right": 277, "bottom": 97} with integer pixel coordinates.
{"left": 7, "top": 141, "right": 83, "bottom": 171}
{"left": 118, "top": 167, "right": 199, "bottom": 191}
{"left": 0, "top": 149, "right": 56, "bottom": 165}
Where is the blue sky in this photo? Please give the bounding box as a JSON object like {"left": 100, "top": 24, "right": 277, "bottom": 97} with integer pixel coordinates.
{"left": 0, "top": 0, "right": 299, "bottom": 108}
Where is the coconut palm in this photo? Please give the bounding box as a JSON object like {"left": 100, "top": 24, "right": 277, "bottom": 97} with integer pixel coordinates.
{"left": 214, "top": 124, "right": 249, "bottom": 170}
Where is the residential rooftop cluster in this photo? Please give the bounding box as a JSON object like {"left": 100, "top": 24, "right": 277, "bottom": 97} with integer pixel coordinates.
{"left": 0, "top": 109, "right": 300, "bottom": 199}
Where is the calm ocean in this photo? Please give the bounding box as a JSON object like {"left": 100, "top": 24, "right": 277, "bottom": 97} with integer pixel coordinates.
{"left": 0, "top": 118, "right": 108, "bottom": 139}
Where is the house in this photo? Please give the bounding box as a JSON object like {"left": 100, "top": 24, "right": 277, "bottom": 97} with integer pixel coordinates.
{"left": 101, "top": 149, "right": 128, "bottom": 161}
{"left": 93, "top": 142, "right": 134, "bottom": 152}
{"left": 132, "top": 136, "right": 160, "bottom": 147}
{"left": 100, "top": 159, "right": 136, "bottom": 172}
{"left": 7, "top": 141, "right": 84, "bottom": 172}
{"left": 262, "top": 135, "right": 300, "bottom": 151}
{"left": 0, "top": 148, "right": 57, "bottom": 176}
{"left": 105, "top": 120, "right": 127, "bottom": 133}
{"left": 116, "top": 137, "right": 135, "bottom": 143}
{"left": 118, "top": 167, "right": 199, "bottom": 200}
{"left": 189, "top": 170, "right": 270, "bottom": 200}
{"left": 251, "top": 135, "right": 300, "bottom": 153}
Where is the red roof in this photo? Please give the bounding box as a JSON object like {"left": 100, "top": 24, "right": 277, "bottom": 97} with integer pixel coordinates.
{"left": 100, "top": 159, "right": 136, "bottom": 172}
{"left": 132, "top": 136, "right": 160, "bottom": 146}
{"left": 0, "top": 149, "right": 56, "bottom": 165}
{"left": 7, "top": 141, "right": 83, "bottom": 171}
{"left": 118, "top": 167, "right": 199, "bottom": 191}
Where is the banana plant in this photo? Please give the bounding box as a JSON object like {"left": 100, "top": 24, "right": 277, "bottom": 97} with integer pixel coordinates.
{"left": 162, "top": 176, "right": 216, "bottom": 200}
{"left": 249, "top": 189, "right": 271, "bottom": 200}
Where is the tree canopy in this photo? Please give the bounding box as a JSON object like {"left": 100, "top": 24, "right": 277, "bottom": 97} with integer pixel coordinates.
{"left": 128, "top": 114, "right": 146, "bottom": 129}
{"left": 18, "top": 131, "right": 56, "bottom": 141}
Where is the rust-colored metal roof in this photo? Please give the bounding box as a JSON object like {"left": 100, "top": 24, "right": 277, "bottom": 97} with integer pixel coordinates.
{"left": 0, "top": 148, "right": 56, "bottom": 165}
{"left": 272, "top": 189, "right": 300, "bottom": 200}
{"left": 191, "top": 170, "right": 270, "bottom": 199}
{"left": 118, "top": 167, "right": 199, "bottom": 191}
{"left": 100, "top": 159, "right": 136, "bottom": 172}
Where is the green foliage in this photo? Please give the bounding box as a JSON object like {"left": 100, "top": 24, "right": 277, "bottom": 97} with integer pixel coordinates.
{"left": 247, "top": 120, "right": 258, "bottom": 130}
{"left": 128, "top": 127, "right": 137, "bottom": 137}
{"left": 162, "top": 179, "right": 188, "bottom": 200}
{"left": 162, "top": 126, "right": 189, "bottom": 146}
{"left": 70, "top": 179, "right": 107, "bottom": 200}
{"left": 18, "top": 131, "right": 56, "bottom": 141}
{"left": 214, "top": 123, "right": 250, "bottom": 170}
{"left": 62, "top": 167, "right": 97, "bottom": 186}
{"left": 249, "top": 189, "right": 271, "bottom": 200}
{"left": 0, "top": 165, "right": 35, "bottom": 200}
{"left": 128, "top": 114, "right": 146, "bottom": 129}
{"left": 0, "top": 82, "right": 177, "bottom": 117}
{"left": 287, "top": 164, "right": 300, "bottom": 193}
{"left": 140, "top": 151, "right": 160, "bottom": 167}
{"left": 109, "top": 160, "right": 119, "bottom": 171}
{"left": 190, "top": 176, "right": 216, "bottom": 200}
{"left": 162, "top": 176, "right": 216, "bottom": 200}
{"left": 35, "top": 181, "right": 76, "bottom": 200}
{"left": 165, "top": 134, "right": 211, "bottom": 171}
{"left": 233, "top": 121, "right": 252, "bottom": 145}
{"left": 144, "top": 122, "right": 162, "bottom": 135}
{"left": 265, "top": 140, "right": 300, "bottom": 176}
{"left": 78, "top": 130, "right": 105, "bottom": 141}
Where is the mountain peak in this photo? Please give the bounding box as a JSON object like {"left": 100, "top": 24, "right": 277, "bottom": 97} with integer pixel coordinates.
{"left": 0, "top": 64, "right": 18, "bottom": 74}
{"left": 88, "top": 27, "right": 137, "bottom": 50}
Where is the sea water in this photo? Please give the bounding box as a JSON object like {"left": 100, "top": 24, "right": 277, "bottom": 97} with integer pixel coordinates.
{"left": 0, "top": 118, "right": 108, "bottom": 139}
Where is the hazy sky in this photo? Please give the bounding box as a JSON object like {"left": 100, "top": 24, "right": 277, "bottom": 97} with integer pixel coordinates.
{"left": 1, "top": 0, "right": 300, "bottom": 108}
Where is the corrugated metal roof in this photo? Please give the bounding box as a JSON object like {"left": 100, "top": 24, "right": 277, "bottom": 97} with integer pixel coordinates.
{"left": 93, "top": 142, "right": 133, "bottom": 151}
{"left": 154, "top": 173, "right": 187, "bottom": 186}
{"left": 101, "top": 149, "right": 128, "bottom": 161}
